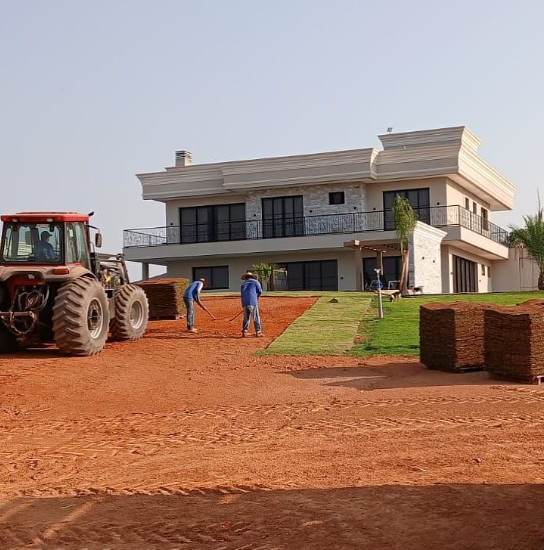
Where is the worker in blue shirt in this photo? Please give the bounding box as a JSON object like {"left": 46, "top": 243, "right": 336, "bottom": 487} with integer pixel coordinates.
{"left": 183, "top": 278, "right": 206, "bottom": 333}
{"left": 240, "top": 271, "right": 263, "bottom": 337}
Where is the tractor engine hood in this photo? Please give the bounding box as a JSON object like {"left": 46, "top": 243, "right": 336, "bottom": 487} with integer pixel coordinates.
{"left": 0, "top": 265, "right": 93, "bottom": 283}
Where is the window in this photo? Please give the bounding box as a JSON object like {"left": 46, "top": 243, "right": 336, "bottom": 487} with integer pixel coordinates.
{"left": 262, "top": 196, "right": 304, "bottom": 238}
{"left": 66, "top": 222, "right": 91, "bottom": 269}
{"left": 453, "top": 255, "right": 477, "bottom": 293}
{"left": 180, "top": 204, "right": 246, "bottom": 244}
{"left": 1, "top": 222, "right": 62, "bottom": 263}
{"left": 383, "top": 188, "right": 430, "bottom": 230}
{"left": 488, "top": 265, "right": 491, "bottom": 278}
{"left": 193, "top": 266, "right": 229, "bottom": 290}
{"left": 481, "top": 208, "right": 489, "bottom": 231}
{"left": 473, "top": 202, "right": 477, "bottom": 214}
{"left": 363, "top": 256, "right": 403, "bottom": 289}
{"left": 277, "top": 260, "right": 338, "bottom": 291}
{"left": 481, "top": 264, "right": 486, "bottom": 276}
{"left": 465, "top": 198, "right": 470, "bottom": 210}
{"left": 329, "top": 192, "right": 345, "bottom": 205}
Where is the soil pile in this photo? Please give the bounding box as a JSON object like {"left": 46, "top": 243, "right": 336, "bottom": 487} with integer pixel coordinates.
{"left": 420, "top": 302, "right": 490, "bottom": 372}
{"left": 137, "top": 278, "right": 189, "bottom": 319}
{"left": 484, "top": 305, "right": 544, "bottom": 383}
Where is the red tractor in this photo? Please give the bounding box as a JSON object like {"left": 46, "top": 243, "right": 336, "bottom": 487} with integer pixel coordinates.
{"left": 0, "top": 212, "right": 149, "bottom": 356}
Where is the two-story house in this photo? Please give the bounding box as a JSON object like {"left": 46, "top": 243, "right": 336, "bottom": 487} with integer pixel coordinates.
{"left": 123, "top": 126, "right": 515, "bottom": 293}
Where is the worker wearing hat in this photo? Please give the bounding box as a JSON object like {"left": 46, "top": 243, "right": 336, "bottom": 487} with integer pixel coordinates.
{"left": 240, "top": 271, "right": 263, "bottom": 337}
{"left": 35, "top": 231, "right": 56, "bottom": 261}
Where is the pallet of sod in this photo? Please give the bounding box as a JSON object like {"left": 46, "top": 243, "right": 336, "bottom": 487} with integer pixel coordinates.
{"left": 485, "top": 305, "right": 544, "bottom": 384}
{"left": 137, "top": 278, "right": 189, "bottom": 320}
{"left": 420, "top": 302, "right": 490, "bottom": 372}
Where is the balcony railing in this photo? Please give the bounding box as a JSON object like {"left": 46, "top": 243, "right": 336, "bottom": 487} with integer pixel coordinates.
{"left": 123, "top": 205, "right": 509, "bottom": 248}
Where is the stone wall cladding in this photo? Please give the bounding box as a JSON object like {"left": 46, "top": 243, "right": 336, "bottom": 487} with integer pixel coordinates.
{"left": 246, "top": 183, "right": 366, "bottom": 221}
{"left": 409, "top": 223, "right": 446, "bottom": 294}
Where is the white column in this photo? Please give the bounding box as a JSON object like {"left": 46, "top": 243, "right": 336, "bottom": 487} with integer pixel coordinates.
{"left": 142, "top": 262, "right": 150, "bottom": 281}
{"left": 354, "top": 248, "right": 363, "bottom": 291}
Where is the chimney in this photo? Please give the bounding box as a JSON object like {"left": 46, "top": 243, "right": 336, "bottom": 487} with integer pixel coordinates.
{"left": 175, "top": 150, "right": 193, "bottom": 167}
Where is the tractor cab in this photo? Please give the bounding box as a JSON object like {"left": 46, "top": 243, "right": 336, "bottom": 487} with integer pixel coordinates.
{"left": 0, "top": 212, "right": 100, "bottom": 272}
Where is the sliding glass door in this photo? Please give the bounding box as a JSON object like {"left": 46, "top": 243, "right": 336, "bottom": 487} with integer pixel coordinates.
{"left": 278, "top": 260, "right": 338, "bottom": 291}
{"left": 179, "top": 204, "right": 246, "bottom": 243}
{"left": 262, "top": 196, "right": 304, "bottom": 239}
{"left": 383, "top": 188, "right": 430, "bottom": 230}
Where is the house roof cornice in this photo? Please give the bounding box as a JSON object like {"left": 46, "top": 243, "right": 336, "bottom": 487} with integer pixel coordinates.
{"left": 137, "top": 126, "right": 515, "bottom": 211}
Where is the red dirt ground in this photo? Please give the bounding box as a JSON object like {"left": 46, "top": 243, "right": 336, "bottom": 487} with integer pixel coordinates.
{"left": 1, "top": 296, "right": 544, "bottom": 549}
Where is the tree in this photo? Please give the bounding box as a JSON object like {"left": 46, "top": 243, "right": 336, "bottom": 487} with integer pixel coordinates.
{"left": 252, "top": 262, "right": 279, "bottom": 291}
{"left": 509, "top": 204, "right": 544, "bottom": 290}
{"left": 392, "top": 195, "right": 417, "bottom": 295}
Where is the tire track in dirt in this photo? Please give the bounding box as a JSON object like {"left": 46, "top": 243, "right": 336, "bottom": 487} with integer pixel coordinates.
{"left": 2, "top": 390, "right": 544, "bottom": 432}
{"left": 2, "top": 393, "right": 544, "bottom": 467}
{"left": 2, "top": 412, "right": 543, "bottom": 469}
{"left": 1, "top": 515, "right": 282, "bottom": 550}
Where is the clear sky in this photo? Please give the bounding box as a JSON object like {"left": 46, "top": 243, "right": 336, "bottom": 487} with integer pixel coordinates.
{"left": 1, "top": 0, "right": 543, "bottom": 276}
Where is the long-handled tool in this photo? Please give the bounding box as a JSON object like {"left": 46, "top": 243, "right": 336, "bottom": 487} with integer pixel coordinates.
{"left": 201, "top": 304, "right": 217, "bottom": 320}
{"left": 229, "top": 310, "right": 243, "bottom": 322}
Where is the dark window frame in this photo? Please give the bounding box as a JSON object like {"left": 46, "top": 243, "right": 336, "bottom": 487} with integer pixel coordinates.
{"left": 329, "top": 192, "right": 345, "bottom": 205}
{"left": 262, "top": 196, "right": 304, "bottom": 239}
{"left": 383, "top": 188, "right": 430, "bottom": 230}
{"left": 453, "top": 255, "right": 477, "bottom": 293}
{"left": 277, "top": 259, "right": 338, "bottom": 291}
{"left": 179, "top": 204, "right": 246, "bottom": 244}
{"left": 192, "top": 265, "right": 229, "bottom": 290}
{"left": 363, "top": 256, "right": 404, "bottom": 290}
{"left": 481, "top": 207, "right": 489, "bottom": 231}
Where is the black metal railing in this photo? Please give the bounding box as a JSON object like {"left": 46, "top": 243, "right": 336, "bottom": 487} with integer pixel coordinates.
{"left": 123, "top": 205, "right": 509, "bottom": 248}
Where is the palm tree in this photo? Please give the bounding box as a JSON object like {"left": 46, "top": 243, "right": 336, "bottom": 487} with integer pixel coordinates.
{"left": 392, "top": 195, "right": 417, "bottom": 295}
{"left": 509, "top": 205, "right": 544, "bottom": 290}
{"left": 252, "top": 262, "right": 279, "bottom": 291}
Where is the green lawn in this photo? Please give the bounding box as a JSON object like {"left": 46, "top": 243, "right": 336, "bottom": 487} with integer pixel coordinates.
{"left": 350, "top": 292, "right": 544, "bottom": 357}
{"left": 262, "top": 293, "right": 371, "bottom": 355}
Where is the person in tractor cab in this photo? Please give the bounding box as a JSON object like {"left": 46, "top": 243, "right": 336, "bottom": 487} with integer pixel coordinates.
{"left": 183, "top": 278, "right": 207, "bottom": 333}
{"left": 35, "top": 231, "right": 56, "bottom": 261}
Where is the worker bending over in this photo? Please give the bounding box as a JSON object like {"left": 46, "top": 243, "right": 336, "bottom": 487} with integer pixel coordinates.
{"left": 183, "top": 278, "right": 206, "bottom": 333}
{"left": 240, "top": 271, "right": 263, "bottom": 337}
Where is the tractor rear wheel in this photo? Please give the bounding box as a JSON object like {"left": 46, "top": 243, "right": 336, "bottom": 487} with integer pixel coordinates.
{"left": 110, "top": 284, "right": 149, "bottom": 341}
{"left": 52, "top": 277, "right": 110, "bottom": 356}
{"left": 0, "top": 325, "right": 17, "bottom": 354}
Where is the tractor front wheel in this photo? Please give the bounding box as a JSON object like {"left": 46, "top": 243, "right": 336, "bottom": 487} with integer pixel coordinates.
{"left": 52, "top": 277, "right": 110, "bottom": 356}
{"left": 110, "top": 284, "right": 149, "bottom": 341}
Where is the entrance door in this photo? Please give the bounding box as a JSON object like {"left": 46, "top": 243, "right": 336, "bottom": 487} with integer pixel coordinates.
{"left": 453, "top": 255, "right": 477, "bottom": 293}
{"left": 262, "top": 196, "right": 304, "bottom": 238}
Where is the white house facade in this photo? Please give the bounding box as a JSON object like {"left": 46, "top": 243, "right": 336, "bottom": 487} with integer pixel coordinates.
{"left": 124, "top": 126, "right": 519, "bottom": 294}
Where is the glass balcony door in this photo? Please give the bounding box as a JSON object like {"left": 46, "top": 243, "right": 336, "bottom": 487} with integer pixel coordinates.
{"left": 262, "top": 196, "right": 304, "bottom": 239}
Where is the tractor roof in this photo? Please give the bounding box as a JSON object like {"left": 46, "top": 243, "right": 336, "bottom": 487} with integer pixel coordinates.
{"left": 1, "top": 212, "right": 90, "bottom": 223}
